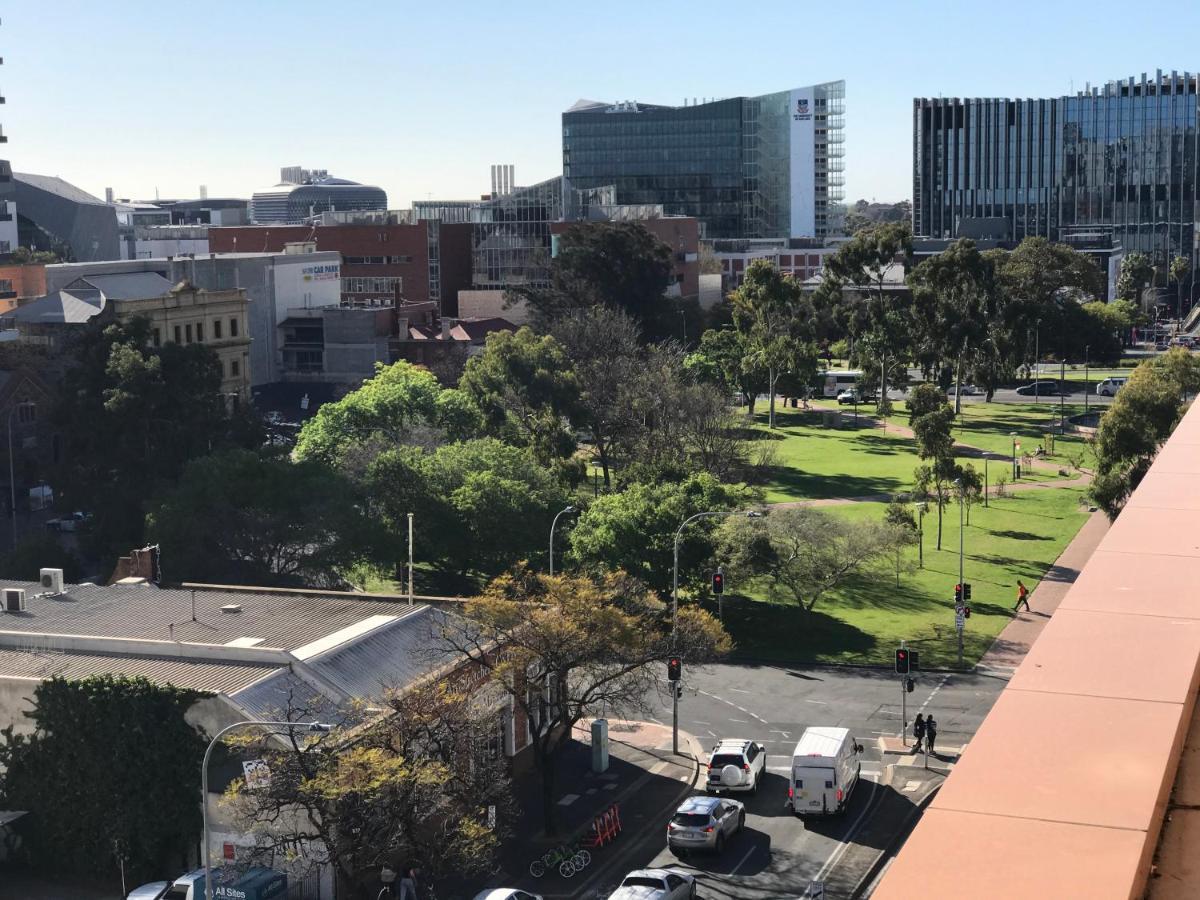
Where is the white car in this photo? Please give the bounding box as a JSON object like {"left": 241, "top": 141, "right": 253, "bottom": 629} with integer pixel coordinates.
{"left": 1096, "top": 377, "right": 1127, "bottom": 397}
{"left": 606, "top": 869, "right": 696, "bottom": 900}
{"left": 126, "top": 884, "right": 170, "bottom": 900}
{"left": 949, "top": 383, "right": 982, "bottom": 396}
{"left": 705, "top": 738, "right": 766, "bottom": 794}
{"left": 472, "top": 891, "right": 543, "bottom": 900}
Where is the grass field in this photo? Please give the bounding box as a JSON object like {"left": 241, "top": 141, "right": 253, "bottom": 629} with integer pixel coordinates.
{"left": 700, "top": 485, "right": 1091, "bottom": 668}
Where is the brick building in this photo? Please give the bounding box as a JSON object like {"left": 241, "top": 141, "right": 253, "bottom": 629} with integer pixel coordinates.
{"left": 0, "top": 263, "right": 46, "bottom": 314}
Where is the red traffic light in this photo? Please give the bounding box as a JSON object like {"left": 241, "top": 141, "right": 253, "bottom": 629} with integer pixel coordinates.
{"left": 895, "top": 648, "right": 910, "bottom": 674}
{"left": 712, "top": 571, "right": 724, "bottom": 594}
{"left": 667, "top": 657, "right": 682, "bottom": 681}
{"left": 954, "top": 583, "right": 963, "bottom": 603}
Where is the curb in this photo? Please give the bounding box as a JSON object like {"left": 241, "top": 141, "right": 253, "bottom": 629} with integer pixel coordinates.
{"left": 542, "top": 733, "right": 702, "bottom": 900}
{"left": 850, "top": 778, "right": 944, "bottom": 899}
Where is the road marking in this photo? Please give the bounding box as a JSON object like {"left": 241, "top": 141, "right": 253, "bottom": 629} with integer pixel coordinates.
{"left": 558, "top": 793, "right": 580, "bottom": 806}
{"left": 917, "top": 674, "right": 952, "bottom": 717}
{"left": 707, "top": 730, "right": 716, "bottom": 737}
{"left": 730, "top": 688, "right": 752, "bottom": 694}
{"left": 731, "top": 844, "right": 757, "bottom": 875}
{"left": 649, "top": 761, "right": 670, "bottom": 775}
{"left": 767, "top": 765, "right": 793, "bottom": 773}
{"left": 805, "top": 699, "right": 829, "bottom": 705}
{"left": 691, "top": 720, "right": 711, "bottom": 725}
{"left": 728, "top": 718, "right": 749, "bottom": 724}
{"left": 812, "top": 775, "right": 881, "bottom": 883}
{"left": 770, "top": 729, "right": 791, "bottom": 740}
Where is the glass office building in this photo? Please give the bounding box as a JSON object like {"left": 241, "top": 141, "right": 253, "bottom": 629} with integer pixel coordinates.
{"left": 562, "top": 82, "right": 845, "bottom": 240}
{"left": 914, "top": 71, "right": 1200, "bottom": 274}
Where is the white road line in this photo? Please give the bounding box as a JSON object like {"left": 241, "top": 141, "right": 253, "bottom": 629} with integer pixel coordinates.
{"left": 707, "top": 730, "right": 716, "bottom": 737}
{"left": 728, "top": 718, "right": 749, "bottom": 724}
{"left": 805, "top": 699, "right": 828, "bottom": 705}
{"left": 767, "top": 765, "right": 793, "bottom": 773}
{"left": 917, "top": 674, "right": 952, "bottom": 716}
{"left": 730, "top": 844, "right": 757, "bottom": 875}
{"left": 813, "top": 775, "right": 881, "bottom": 883}
{"left": 736, "top": 705, "right": 748, "bottom": 712}
{"left": 691, "top": 720, "right": 711, "bottom": 725}
{"left": 729, "top": 688, "right": 752, "bottom": 694}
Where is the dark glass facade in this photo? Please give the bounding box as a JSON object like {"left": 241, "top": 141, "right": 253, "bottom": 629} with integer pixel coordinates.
{"left": 563, "top": 83, "right": 844, "bottom": 240}
{"left": 914, "top": 71, "right": 1200, "bottom": 272}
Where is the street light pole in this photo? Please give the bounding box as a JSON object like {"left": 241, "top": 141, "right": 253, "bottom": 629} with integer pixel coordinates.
{"left": 548, "top": 505, "right": 576, "bottom": 576}
{"left": 917, "top": 502, "right": 926, "bottom": 568}
{"left": 1060, "top": 357, "right": 1066, "bottom": 435}
{"left": 957, "top": 479, "right": 965, "bottom": 669}
{"left": 1011, "top": 432, "right": 1018, "bottom": 482}
{"left": 407, "top": 513, "right": 414, "bottom": 604}
{"left": 1084, "top": 344, "right": 1090, "bottom": 418}
{"left": 671, "top": 509, "right": 761, "bottom": 754}
{"left": 202, "top": 720, "right": 331, "bottom": 900}
{"left": 1034, "top": 321, "right": 1041, "bottom": 404}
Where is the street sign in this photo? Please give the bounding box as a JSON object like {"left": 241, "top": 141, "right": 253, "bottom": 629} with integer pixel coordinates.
{"left": 242, "top": 759, "right": 271, "bottom": 790}
{"left": 955, "top": 610, "right": 965, "bottom": 631}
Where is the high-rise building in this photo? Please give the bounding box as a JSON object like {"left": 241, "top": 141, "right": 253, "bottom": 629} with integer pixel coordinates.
{"left": 561, "top": 82, "right": 846, "bottom": 240}
{"left": 914, "top": 70, "right": 1200, "bottom": 280}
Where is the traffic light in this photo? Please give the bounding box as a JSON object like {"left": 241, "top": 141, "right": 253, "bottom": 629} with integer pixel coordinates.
{"left": 909, "top": 650, "right": 920, "bottom": 672}
{"left": 712, "top": 570, "right": 724, "bottom": 594}
{"left": 895, "top": 648, "right": 910, "bottom": 674}
{"left": 906, "top": 678, "right": 915, "bottom": 693}
{"left": 954, "top": 583, "right": 963, "bottom": 604}
{"left": 963, "top": 583, "right": 973, "bottom": 601}
{"left": 667, "top": 656, "right": 682, "bottom": 682}
{"left": 675, "top": 684, "right": 684, "bottom": 700}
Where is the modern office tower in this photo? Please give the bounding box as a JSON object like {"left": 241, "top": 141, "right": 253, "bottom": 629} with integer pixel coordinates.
{"left": 562, "top": 82, "right": 845, "bottom": 240}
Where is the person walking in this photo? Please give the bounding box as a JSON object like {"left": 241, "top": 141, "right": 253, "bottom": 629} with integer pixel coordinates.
{"left": 1014, "top": 580, "right": 1031, "bottom": 613}
{"left": 396, "top": 865, "right": 419, "bottom": 900}
{"left": 912, "top": 713, "right": 926, "bottom": 753}
{"left": 925, "top": 715, "right": 938, "bottom": 754}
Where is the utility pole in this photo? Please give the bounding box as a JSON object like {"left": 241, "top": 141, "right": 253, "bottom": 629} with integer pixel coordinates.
{"left": 957, "top": 481, "right": 965, "bottom": 668}
{"left": 407, "top": 512, "right": 414, "bottom": 604}
{"left": 1060, "top": 357, "right": 1066, "bottom": 435}
{"left": 1084, "top": 345, "right": 1090, "bottom": 418}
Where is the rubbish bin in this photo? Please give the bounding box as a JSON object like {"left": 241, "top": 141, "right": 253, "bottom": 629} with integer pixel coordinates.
{"left": 591, "top": 718, "right": 609, "bottom": 773}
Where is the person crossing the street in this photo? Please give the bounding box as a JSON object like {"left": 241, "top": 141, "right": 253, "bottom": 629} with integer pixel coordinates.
{"left": 912, "top": 713, "right": 926, "bottom": 753}
{"left": 925, "top": 714, "right": 938, "bottom": 754}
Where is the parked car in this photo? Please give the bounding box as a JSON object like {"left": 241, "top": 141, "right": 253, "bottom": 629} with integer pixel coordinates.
{"left": 836, "top": 388, "right": 876, "bottom": 405}
{"left": 948, "top": 383, "right": 982, "bottom": 396}
{"left": 1015, "top": 381, "right": 1060, "bottom": 396}
{"left": 127, "top": 884, "right": 170, "bottom": 900}
{"left": 1096, "top": 376, "right": 1128, "bottom": 397}
{"left": 472, "top": 891, "right": 543, "bottom": 900}
{"left": 45, "top": 511, "right": 92, "bottom": 533}
{"left": 606, "top": 869, "right": 696, "bottom": 900}
{"left": 667, "top": 794, "right": 745, "bottom": 855}
{"left": 705, "top": 738, "right": 766, "bottom": 794}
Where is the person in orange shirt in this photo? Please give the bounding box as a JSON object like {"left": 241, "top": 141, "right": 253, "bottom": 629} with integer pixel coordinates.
{"left": 1014, "top": 580, "right": 1030, "bottom": 612}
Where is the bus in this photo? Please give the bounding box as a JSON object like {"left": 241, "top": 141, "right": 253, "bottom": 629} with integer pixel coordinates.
{"left": 818, "top": 370, "right": 863, "bottom": 398}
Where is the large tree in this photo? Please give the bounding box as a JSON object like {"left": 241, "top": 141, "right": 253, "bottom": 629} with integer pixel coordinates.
{"left": 52, "top": 318, "right": 259, "bottom": 560}
{"left": 1170, "top": 254, "right": 1192, "bottom": 318}
{"left": 440, "top": 569, "right": 731, "bottom": 835}
{"left": 0, "top": 676, "right": 207, "bottom": 886}
{"left": 729, "top": 260, "right": 817, "bottom": 428}
{"left": 1116, "top": 251, "right": 1155, "bottom": 307}
{"left": 146, "top": 449, "right": 380, "bottom": 587}
{"left": 685, "top": 327, "right": 768, "bottom": 415}
{"left": 908, "top": 383, "right": 958, "bottom": 550}
{"left": 716, "top": 507, "right": 912, "bottom": 612}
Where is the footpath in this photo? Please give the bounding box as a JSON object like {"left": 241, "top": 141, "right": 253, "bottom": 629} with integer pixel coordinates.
{"left": 459, "top": 720, "right": 701, "bottom": 900}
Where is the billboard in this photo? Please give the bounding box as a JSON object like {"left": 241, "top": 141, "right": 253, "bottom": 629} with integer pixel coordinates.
{"left": 789, "top": 88, "right": 816, "bottom": 238}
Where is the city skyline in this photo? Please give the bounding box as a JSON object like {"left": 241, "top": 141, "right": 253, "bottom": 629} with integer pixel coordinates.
{"left": 5, "top": 0, "right": 1200, "bottom": 210}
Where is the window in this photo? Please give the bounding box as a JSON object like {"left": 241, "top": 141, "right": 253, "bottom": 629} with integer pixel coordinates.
{"left": 152, "top": 328, "right": 161, "bottom": 347}
{"left": 388, "top": 255, "right": 413, "bottom": 264}
{"left": 16, "top": 403, "right": 35, "bottom": 424}
{"left": 213, "top": 319, "right": 222, "bottom": 339}
{"left": 173, "top": 325, "right": 182, "bottom": 344}
{"left": 825, "top": 780, "right": 834, "bottom": 789}
{"left": 230, "top": 359, "right": 240, "bottom": 377}
{"left": 230, "top": 318, "right": 239, "bottom": 337}
{"left": 185, "top": 323, "right": 193, "bottom": 343}
{"left": 196, "top": 322, "right": 204, "bottom": 342}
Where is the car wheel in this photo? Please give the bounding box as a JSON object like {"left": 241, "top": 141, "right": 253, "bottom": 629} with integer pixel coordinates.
{"left": 750, "top": 774, "right": 758, "bottom": 795}
{"left": 714, "top": 833, "right": 725, "bottom": 855}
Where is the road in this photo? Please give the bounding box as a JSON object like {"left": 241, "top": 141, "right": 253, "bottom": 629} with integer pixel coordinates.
{"left": 590, "top": 663, "right": 1009, "bottom": 899}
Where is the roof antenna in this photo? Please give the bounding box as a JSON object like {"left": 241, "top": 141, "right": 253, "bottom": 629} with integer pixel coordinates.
{"left": 168, "top": 588, "right": 217, "bottom": 640}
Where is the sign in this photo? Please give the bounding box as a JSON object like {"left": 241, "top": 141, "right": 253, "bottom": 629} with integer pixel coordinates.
{"left": 793, "top": 98, "right": 812, "bottom": 122}
{"left": 224, "top": 842, "right": 236, "bottom": 861}
{"left": 955, "top": 609, "right": 966, "bottom": 631}
{"left": 301, "top": 263, "right": 340, "bottom": 282}
{"left": 242, "top": 759, "right": 271, "bottom": 790}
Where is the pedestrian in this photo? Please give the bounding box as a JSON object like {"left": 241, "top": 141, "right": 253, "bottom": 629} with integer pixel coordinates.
{"left": 912, "top": 713, "right": 925, "bottom": 752}
{"left": 925, "top": 715, "right": 938, "bottom": 754}
{"left": 1014, "top": 580, "right": 1031, "bottom": 613}
{"left": 397, "top": 864, "right": 418, "bottom": 900}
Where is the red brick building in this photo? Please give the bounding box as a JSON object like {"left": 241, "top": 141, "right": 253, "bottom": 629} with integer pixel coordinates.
{"left": 0, "top": 263, "right": 46, "bottom": 314}
{"left": 208, "top": 221, "right": 473, "bottom": 315}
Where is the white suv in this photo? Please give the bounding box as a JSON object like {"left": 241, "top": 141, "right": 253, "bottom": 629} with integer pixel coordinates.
{"left": 705, "top": 739, "right": 766, "bottom": 794}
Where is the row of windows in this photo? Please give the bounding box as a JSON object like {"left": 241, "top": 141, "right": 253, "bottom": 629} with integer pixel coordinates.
{"left": 151, "top": 316, "right": 240, "bottom": 348}
{"left": 342, "top": 276, "right": 403, "bottom": 294}
{"left": 342, "top": 255, "right": 414, "bottom": 265}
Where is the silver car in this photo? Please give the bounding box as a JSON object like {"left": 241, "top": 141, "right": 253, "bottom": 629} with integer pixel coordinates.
{"left": 606, "top": 869, "right": 696, "bottom": 900}
{"left": 667, "top": 794, "right": 745, "bottom": 855}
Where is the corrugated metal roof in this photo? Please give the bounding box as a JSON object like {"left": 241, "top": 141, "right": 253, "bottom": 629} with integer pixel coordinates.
{"left": 79, "top": 272, "right": 173, "bottom": 300}
{"left": 0, "top": 580, "right": 418, "bottom": 651}
{"left": 0, "top": 647, "right": 275, "bottom": 694}
{"left": 230, "top": 669, "right": 346, "bottom": 723}
{"left": 3, "top": 291, "right": 105, "bottom": 324}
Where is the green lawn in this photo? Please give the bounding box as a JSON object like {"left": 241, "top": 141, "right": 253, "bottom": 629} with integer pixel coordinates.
{"left": 700, "top": 485, "right": 1091, "bottom": 669}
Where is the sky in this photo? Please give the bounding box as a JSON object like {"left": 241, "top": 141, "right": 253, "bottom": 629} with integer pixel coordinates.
{"left": 4, "top": 1, "right": 1199, "bottom": 209}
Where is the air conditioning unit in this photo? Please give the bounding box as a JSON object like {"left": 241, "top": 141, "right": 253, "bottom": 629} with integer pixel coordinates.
{"left": 40, "top": 568, "right": 64, "bottom": 594}
{"left": 4, "top": 588, "right": 26, "bottom": 612}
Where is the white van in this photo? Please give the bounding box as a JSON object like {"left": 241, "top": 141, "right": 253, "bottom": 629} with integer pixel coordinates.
{"left": 1096, "top": 376, "right": 1127, "bottom": 397}
{"left": 786, "top": 726, "right": 864, "bottom": 817}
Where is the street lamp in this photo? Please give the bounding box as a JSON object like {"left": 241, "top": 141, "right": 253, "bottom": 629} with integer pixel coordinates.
{"left": 7, "top": 402, "right": 34, "bottom": 551}
{"left": 202, "top": 720, "right": 332, "bottom": 900}
{"left": 548, "top": 505, "right": 576, "bottom": 576}
{"left": 1084, "top": 344, "right": 1090, "bottom": 418}
{"left": 671, "top": 508, "right": 762, "bottom": 753}
{"left": 955, "top": 478, "right": 965, "bottom": 668}
{"left": 916, "top": 501, "right": 927, "bottom": 568}
{"left": 1034, "top": 319, "right": 1042, "bottom": 404}
{"left": 1010, "top": 432, "right": 1018, "bottom": 482}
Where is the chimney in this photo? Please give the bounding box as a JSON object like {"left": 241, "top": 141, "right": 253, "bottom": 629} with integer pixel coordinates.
{"left": 199, "top": 184, "right": 208, "bottom": 200}
{"left": 441, "top": 318, "right": 452, "bottom": 339}
{"left": 105, "top": 187, "right": 114, "bottom": 204}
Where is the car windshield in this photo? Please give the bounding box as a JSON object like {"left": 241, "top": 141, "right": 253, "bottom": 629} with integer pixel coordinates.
{"left": 671, "top": 813, "right": 710, "bottom": 826}
{"left": 622, "top": 877, "right": 665, "bottom": 888}
{"left": 709, "top": 753, "right": 743, "bottom": 768}
{"left": 161, "top": 887, "right": 188, "bottom": 900}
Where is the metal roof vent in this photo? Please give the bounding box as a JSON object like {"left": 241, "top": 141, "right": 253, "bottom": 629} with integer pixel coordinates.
{"left": 221, "top": 603, "right": 243, "bottom": 614}
{"left": 4, "top": 588, "right": 26, "bottom": 613}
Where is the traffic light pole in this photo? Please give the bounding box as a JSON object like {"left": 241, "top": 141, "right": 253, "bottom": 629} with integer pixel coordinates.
{"left": 899, "top": 641, "right": 907, "bottom": 746}
{"left": 958, "top": 487, "right": 966, "bottom": 669}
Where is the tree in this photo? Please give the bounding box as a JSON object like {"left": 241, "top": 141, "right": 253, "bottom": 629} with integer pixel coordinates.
{"left": 729, "top": 260, "right": 817, "bottom": 428}
{"left": 1170, "top": 255, "right": 1192, "bottom": 318}
{"left": 716, "top": 507, "right": 913, "bottom": 611}
{"left": 511, "top": 222, "right": 675, "bottom": 336}
{"left": 0, "top": 676, "right": 207, "bottom": 885}
{"left": 954, "top": 462, "right": 983, "bottom": 525}
{"left": 908, "top": 387, "right": 958, "bottom": 549}
{"left": 294, "top": 361, "right": 477, "bottom": 466}
{"left": 1116, "top": 251, "right": 1155, "bottom": 308}
{"left": 146, "top": 449, "right": 380, "bottom": 587}
{"left": 685, "top": 327, "right": 768, "bottom": 415}
{"left": 567, "top": 473, "right": 750, "bottom": 595}
{"left": 1089, "top": 361, "right": 1186, "bottom": 518}
{"left": 459, "top": 328, "right": 580, "bottom": 469}
{"left": 0, "top": 532, "right": 83, "bottom": 582}
{"left": 1152, "top": 345, "right": 1200, "bottom": 399}
{"left": 440, "top": 568, "right": 731, "bottom": 835}
{"left": 224, "top": 681, "right": 514, "bottom": 897}
{"left": 8, "top": 246, "right": 63, "bottom": 264}
{"left": 52, "top": 317, "right": 259, "bottom": 560}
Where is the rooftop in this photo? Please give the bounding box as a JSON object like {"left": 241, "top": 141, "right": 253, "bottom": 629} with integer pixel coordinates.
{"left": 13, "top": 172, "right": 109, "bottom": 206}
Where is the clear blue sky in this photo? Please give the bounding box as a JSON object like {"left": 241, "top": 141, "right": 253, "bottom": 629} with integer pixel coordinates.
{"left": 4, "top": 1, "right": 1197, "bottom": 208}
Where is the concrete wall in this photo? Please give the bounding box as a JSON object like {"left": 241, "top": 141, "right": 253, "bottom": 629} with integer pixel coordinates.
{"left": 458, "top": 289, "right": 528, "bottom": 325}
{"left": 321, "top": 307, "right": 389, "bottom": 383}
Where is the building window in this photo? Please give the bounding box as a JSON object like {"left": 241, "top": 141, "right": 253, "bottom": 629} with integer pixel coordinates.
{"left": 185, "top": 323, "right": 193, "bottom": 343}
{"left": 196, "top": 322, "right": 204, "bottom": 342}
{"left": 230, "top": 318, "right": 239, "bottom": 337}
{"left": 152, "top": 328, "right": 161, "bottom": 347}
{"left": 16, "top": 403, "right": 36, "bottom": 425}
{"left": 230, "top": 359, "right": 240, "bottom": 377}
{"left": 213, "top": 319, "right": 222, "bottom": 339}
{"left": 174, "top": 325, "right": 182, "bottom": 344}
{"left": 388, "top": 255, "right": 413, "bottom": 264}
